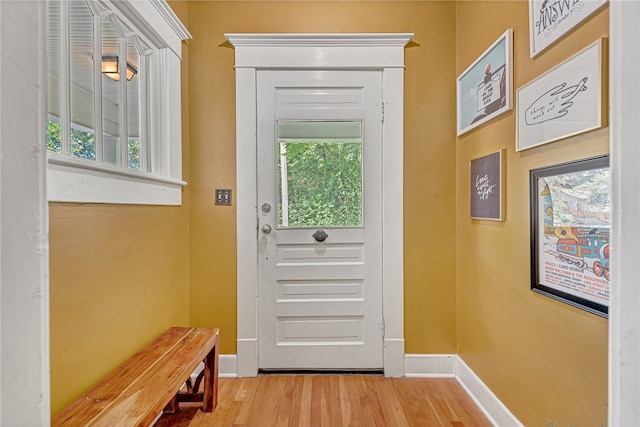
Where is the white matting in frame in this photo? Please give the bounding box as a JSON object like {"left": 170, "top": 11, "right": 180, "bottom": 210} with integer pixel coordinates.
{"left": 516, "top": 38, "right": 607, "bottom": 152}
{"left": 529, "top": 0, "right": 608, "bottom": 58}
{"left": 457, "top": 29, "right": 513, "bottom": 136}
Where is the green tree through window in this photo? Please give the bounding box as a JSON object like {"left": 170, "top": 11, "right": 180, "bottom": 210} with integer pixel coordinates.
{"left": 47, "top": 120, "right": 61, "bottom": 153}
{"left": 278, "top": 140, "right": 362, "bottom": 227}
{"left": 48, "top": 120, "right": 141, "bottom": 169}
{"left": 47, "top": 120, "right": 95, "bottom": 159}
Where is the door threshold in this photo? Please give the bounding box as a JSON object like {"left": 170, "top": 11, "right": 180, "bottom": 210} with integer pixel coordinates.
{"left": 258, "top": 369, "right": 384, "bottom": 375}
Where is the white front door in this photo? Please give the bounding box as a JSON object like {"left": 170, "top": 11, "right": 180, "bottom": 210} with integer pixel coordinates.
{"left": 256, "top": 70, "right": 384, "bottom": 370}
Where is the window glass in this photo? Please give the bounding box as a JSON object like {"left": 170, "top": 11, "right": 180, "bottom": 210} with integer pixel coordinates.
{"left": 101, "top": 15, "right": 120, "bottom": 165}
{"left": 277, "top": 121, "right": 363, "bottom": 228}
{"left": 127, "top": 37, "right": 141, "bottom": 170}
{"left": 46, "top": 0, "right": 61, "bottom": 153}
{"left": 69, "top": 0, "right": 96, "bottom": 160}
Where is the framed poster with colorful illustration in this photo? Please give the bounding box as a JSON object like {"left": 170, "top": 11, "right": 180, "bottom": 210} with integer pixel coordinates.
{"left": 516, "top": 38, "right": 606, "bottom": 152}
{"left": 530, "top": 155, "right": 610, "bottom": 317}
{"left": 529, "top": 0, "right": 608, "bottom": 58}
{"left": 469, "top": 149, "right": 504, "bottom": 221}
{"left": 457, "top": 29, "right": 513, "bottom": 136}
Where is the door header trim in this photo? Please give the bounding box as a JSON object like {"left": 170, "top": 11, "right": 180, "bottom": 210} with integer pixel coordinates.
{"left": 226, "top": 33, "right": 413, "bottom": 47}
{"left": 225, "top": 33, "right": 413, "bottom": 69}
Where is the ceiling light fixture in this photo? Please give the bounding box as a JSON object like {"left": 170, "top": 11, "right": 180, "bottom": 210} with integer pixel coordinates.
{"left": 101, "top": 56, "right": 137, "bottom": 81}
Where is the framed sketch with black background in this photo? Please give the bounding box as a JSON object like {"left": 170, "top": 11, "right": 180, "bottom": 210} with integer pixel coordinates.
{"left": 530, "top": 155, "right": 610, "bottom": 317}
{"left": 469, "top": 149, "right": 504, "bottom": 221}
{"left": 529, "top": 0, "right": 608, "bottom": 58}
{"left": 517, "top": 38, "right": 607, "bottom": 151}
{"left": 457, "top": 29, "right": 513, "bottom": 136}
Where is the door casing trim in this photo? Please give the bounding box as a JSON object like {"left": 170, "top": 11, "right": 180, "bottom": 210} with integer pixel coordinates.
{"left": 227, "top": 33, "right": 413, "bottom": 377}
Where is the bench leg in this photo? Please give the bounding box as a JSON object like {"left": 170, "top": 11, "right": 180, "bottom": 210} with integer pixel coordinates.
{"left": 163, "top": 394, "right": 180, "bottom": 414}
{"left": 202, "top": 333, "right": 219, "bottom": 411}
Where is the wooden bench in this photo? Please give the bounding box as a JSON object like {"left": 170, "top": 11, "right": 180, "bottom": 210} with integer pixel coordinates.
{"left": 52, "top": 327, "right": 219, "bottom": 426}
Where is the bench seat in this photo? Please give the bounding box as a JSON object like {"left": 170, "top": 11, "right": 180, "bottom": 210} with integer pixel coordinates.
{"left": 52, "top": 327, "right": 219, "bottom": 426}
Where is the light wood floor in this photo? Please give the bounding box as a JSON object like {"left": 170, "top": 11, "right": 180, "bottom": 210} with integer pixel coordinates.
{"left": 155, "top": 375, "right": 493, "bottom": 426}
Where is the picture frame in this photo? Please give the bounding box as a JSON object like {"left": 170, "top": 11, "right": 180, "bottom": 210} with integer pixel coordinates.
{"left": 469, "top": 149, "right": 504, "bottom": 221}
{"left": 530, "top": 155, "right": 610, "bottom": 317}
{"left": 516, "top": 38, "right": 607, "bottom": 152}
{"left": 457, "top": 29, "right": 513, "bottom": 136}
{"left": 529, "top": 0, "right": 608, "bottom": 58}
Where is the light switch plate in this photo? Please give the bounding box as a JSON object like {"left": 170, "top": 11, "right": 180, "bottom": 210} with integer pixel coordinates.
{"left": 215, "top": 189, "right": 232, "bottom": 206}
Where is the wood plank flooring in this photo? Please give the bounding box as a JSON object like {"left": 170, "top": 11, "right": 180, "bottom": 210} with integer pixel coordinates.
{"left": 155, "top": 375, "right": 493, "bottom": 426}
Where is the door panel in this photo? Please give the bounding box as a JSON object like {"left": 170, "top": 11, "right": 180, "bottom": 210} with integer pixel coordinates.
{"left": 257, "top": 70, "right": 383, "bottom": 370}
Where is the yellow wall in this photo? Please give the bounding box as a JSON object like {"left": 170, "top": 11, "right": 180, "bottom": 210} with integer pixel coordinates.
{"left": 186, "top": 1, "right": 458, "bottom": 355}
{"left": 49, "top": 204, "right": 190, "bottom": 414}
{"left": 49, "top": 0, "right": 610, "bottom": 423}
{"left": 455, "top": 2, "right": 609, "bottom": 425}
{"left": 49, "top": 2, "right": 191, "bottom": 416}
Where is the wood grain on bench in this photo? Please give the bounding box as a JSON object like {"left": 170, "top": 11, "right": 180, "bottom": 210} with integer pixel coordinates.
{"left": 52, "top": 327, "right": 219, "bottom": 427}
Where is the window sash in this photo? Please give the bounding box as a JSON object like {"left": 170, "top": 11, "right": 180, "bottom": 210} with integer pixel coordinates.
{"left": 45, "top": 0, "right": 190, "bottom": 205}
{"left": 49, "top": 0, "right": 149, "bottom": 171}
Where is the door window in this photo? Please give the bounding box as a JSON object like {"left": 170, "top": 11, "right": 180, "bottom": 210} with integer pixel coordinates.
{"left": 277, "top": 121, "right": 363, "bottom": 228}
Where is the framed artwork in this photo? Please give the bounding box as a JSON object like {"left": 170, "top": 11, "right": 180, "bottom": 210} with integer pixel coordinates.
{"left": 457, "top": 29, "right": 513, "bottom": 136}
{"left": 516, "top": 38, "right": 606, "bottom": 152}
{"left": 469, "top": 149, "right": 504, "bottom": 221}
{"left": 529, "top": 0, "right": 608, "bottom": 58}
{"left": 530, "top": 155, "right": 610, "bottom": 317}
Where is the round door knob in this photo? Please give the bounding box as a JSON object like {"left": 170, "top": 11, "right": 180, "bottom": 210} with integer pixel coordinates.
{"left": 312, "top": 229, "right": 328, "bottom": 242}
{"left": 261, "top": 224, "right": 272, "bottom": 234}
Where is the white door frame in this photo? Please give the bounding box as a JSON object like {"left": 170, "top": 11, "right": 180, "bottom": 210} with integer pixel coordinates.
{"left": 227, "top": 33, "right": 412, "bottom": 377}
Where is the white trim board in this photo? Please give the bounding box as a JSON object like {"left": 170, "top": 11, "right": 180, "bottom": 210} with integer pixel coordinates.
{"left": 404, "top": 354, "right": 457, "bottom": 378}
{"left": 218, "top": 355, "right": 238, "bottom": 378}
{"left": 189, "top": 355, "right": 238, "bottom": 380}
{"left": 227, "top": 33, "right": 412, "bottom": 378}
{"left": 405, "top": 354, "right": 523, "bottom": 427}
{"left": 0, "top": 1, "right": 51, "bottom": 423}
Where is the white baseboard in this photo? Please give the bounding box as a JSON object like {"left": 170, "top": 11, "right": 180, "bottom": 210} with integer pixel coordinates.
{"left": 404, "top": 354, "right": 457, "bottom": 378}
{"left": 455, "top": 356, "right": 523, "bottom": 427}
{"left": 404, "top": 354, "right": 522, "bottom": 427}
{"left": 188, "top": 354, "right": 238, "bottom": 384}
{"left": 219, "top": 354, "right": 237, "bottom": 378}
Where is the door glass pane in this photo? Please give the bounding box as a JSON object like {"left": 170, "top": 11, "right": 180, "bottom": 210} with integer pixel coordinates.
{"left": 277, "top": 121, "right": 363, "bottom": 228}
{"left": 69, "top": 0, "right": 96, "bottom": 160}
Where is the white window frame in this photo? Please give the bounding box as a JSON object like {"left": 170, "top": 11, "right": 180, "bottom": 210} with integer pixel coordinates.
{"left": 46, "top": 0, "right": 190, "bottom": 205}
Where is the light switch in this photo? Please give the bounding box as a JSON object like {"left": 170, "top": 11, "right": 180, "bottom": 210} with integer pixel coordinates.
{"left": 215, "top": 189, "right": 232, "bottom": 206}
